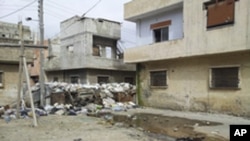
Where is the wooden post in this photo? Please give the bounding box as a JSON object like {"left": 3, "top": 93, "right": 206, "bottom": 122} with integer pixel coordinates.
{"left": 17, "top": 21, "right": 24, "bottom": 119}
{"left": 23, "top": 57, "right": 38, "bottom": 127}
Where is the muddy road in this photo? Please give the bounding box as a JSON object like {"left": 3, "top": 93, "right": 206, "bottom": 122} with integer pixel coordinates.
{"left": 0, "top": 111, "right": 228, "bottom": 141}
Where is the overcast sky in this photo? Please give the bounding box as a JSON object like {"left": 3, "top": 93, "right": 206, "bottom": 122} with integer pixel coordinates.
{"left": 0, "top": 0, "right": 136, "bottom": 48}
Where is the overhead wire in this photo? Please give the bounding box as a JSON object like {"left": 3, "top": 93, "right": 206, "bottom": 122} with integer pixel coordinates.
{"left": 44, "top": 7, "right": 67, "bottom": 19}
{"left": 46, "top": 0, "right": 82, "bottom": 14}
{"left": 54, "top": 0, "right": 103, "bottom": 38}
{"left": 0, "top": 0, "right": 37, "bottom": 19}
{"left": 81, "top": 0, "right": 102, "bottom": 17}
{"left": 45, "top": 1, "right": 78, "bottom": 16}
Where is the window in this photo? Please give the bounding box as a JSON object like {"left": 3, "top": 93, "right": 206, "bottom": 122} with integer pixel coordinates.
{"left": 70, "top": 76, "right": 79, "bottom": 84}
{"left": 66, "top": 45, "right": 74, "bottom": 53}
{"left": 97, "top": 76, "right": 109, "bottom": 84}
{"left": 153, "top": 27, "right": 169, "bottom": 42}
{"left": 204, "top": 0, "right": 237, "bottom": 28}
{"left": 93, "top": 36, "right": 117, "bottom": 59}
{"left": 0, "top": 71, "right": 3, "bottom": 87}
{"left": 124, "top": 77, "right": 134, "bottom": 85}
{"left": 53, "top": 77, "right": 58, "bottom": 82}
{"left": 210, "top": 67, "right": 240, "bottom": 88}
{"left": 105, "top": 46, "right": 112, "bottom": 58}
{"left": 151, "top": 20, "right": 171, "bottom": 43}
{"left": 150, "top": 71, "right": 167, "bottom": 87}
{"left": 92, "top": 45, "right": 100, "bottom": 56}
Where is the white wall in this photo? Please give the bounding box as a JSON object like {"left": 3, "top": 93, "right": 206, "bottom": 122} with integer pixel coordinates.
{"left": 136, "top": 7, "right": 183, "bottom": 46}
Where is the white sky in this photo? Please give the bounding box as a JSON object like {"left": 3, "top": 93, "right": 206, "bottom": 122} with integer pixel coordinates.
{"left": 0, "top": 0, "right": 136, "bottom": 48}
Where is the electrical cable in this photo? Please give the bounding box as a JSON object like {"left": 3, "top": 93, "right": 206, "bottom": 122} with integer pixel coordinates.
{"left": 81, "top": 0, "right": 102, "bottom": 17}
{"left": 46, "top": 0, "right": 82, "bottom": 14}
{"left": 45, "top": 2, "right": 78, "bottom": 16}
{"left": 0, "top": 0, "right": 37, "bottom": 19}
{"left": 44, "top": 7, "right": 67, "bottom": 19}
{"left": 48, "top": 0, "right": 103, "bottom": 39}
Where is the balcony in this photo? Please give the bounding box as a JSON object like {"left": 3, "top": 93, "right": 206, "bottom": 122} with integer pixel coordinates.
{"left": 0, "top": 45, "right": 34, "bottom": 63}
{"left": 124, "top": 0, "right": 183, "bottom": 22}
{"left": 124, "top": 39, "right": 184, "bottom": 63}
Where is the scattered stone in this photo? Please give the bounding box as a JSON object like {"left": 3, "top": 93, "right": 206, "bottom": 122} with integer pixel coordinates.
{"left": 73, "top": 138, "right": 82, "bottom": 141}
{"left": 173, "top": 127, "right": 178, "bottom": 132}
{"left": 55, "top": 109, "right": 65, "bottom": 115}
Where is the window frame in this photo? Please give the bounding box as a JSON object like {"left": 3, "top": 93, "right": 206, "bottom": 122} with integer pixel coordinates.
{"left": 151, "top": 20, "right": 171, "bottom": 43}
{"left": 97, "top": 76, "right": 109, "bottom": 84}
{"left": 124, "top": 76, "right": 135, "bottom": 85}
{"left": 149, "top": 70, "right": 168, "bottom": 89}
{"left": 209, "top": 65, "right": 241, "bottom": 89}
{"left": 70, "top": 75, "right": 80, "bottom": 84}
{"left": 153, "top": 27, "right": 169, "bottom": 43}
{"left": 0, "top": 71, "right": 3, "bottom": 88}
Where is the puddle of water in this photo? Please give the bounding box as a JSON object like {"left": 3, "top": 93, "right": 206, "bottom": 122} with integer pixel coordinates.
{"left": 111, "top": 113, "right": 222, "bottom": 141}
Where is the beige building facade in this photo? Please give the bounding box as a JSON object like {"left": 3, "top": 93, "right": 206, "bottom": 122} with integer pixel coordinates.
{"left": 124, "top": 0, "right": 250, "bottom": 116}
{"left": 0, "top": 21, "right": 34, "bottom": 105}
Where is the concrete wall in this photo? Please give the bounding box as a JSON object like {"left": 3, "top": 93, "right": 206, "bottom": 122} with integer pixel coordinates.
{"left": 0, "top": 46, "right": 34, "bottom": 63}
{"left": 86, "top": 69, "right": 135, "bottom": 84}
{"left": 136, "top": 7, "right": 183, "bottom": 46}
{"left": 0, "top": 21, "right": 33, "bottom": 44}
{"left": 124, "top": 0, "right": 183, "bottom": 21}
{"left": 0, "top": 64, "right": 19, "bottom": 105}
{"left": 137, "top": 51, "right": 250, "bottom": 116}
{"left": 124, "top": 0, "right": 250, "bottom": 63}
{"left": 60, "top": 16, "right": 120, "bottom": 40}
{"left": 46, "top": 69, "right": 135, "bottom": 84}
{"left": 55, "top": 16, "right": 135, "bottom": 71}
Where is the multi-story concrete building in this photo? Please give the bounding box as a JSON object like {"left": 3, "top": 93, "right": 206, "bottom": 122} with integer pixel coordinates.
{"left": 124, "top": 0, "right": 250, "bottom": 116}
{"left": 0, "top": 21, "right": 33, "bottom": 105}
{"left": 45, "top": 16, "right": 135, "bottom": 84}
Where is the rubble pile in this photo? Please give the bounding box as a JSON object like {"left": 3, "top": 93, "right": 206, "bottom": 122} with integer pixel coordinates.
{"left": 0, "top": 82, "right": 137, "bottom": 120}
{"left": 44, "top": 82, "right": 136, "bottom": 106}
{"left": 30, "top": 82, "right": 137, "bottom": 115}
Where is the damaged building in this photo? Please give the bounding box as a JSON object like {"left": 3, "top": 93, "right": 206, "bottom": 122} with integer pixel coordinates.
{"left": 0, "top": 21, "right": 34, "bottom": 105}
{"left": 124, "top": 0, "right": 250, "bottom": 116}
{"left": 45, "top": 16, "right": 135, "bottom": 84}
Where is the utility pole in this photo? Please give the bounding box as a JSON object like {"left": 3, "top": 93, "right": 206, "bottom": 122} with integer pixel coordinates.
{"left": 38, "top": 0, "right": 45, "bottom": 106}
{"left": 17, "top": 22, "right": 38, "bottom": 126}
{"left": 17, "top": 22, "right": 24, "bottom": 119}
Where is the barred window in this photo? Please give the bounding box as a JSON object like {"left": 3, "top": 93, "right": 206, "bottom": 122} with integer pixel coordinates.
{"left": 150, "top": 71, "right": 167, "bottom": 86}
{"left": 70, "top": 76, "right": 79, "bottom": 84}
{"left": 97, "top": 76, "right": 109, "bottom": 84}
{"left": 210, "top": 67, "right": 239, "bottom": 88}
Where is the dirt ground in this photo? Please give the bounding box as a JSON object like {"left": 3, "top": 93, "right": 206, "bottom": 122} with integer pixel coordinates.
{"left": 0, "top": 108, "right": 231, "bottom": 141}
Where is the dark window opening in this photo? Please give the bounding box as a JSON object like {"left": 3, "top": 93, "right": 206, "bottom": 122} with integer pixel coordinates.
{"left": 204, "top": 0, "right": 238, "bottom": 28}
{"left": 97, "top": 76, "right": 109, "bottom": 84}
{"left": 211, "top": 67, "right": 239, "bottom": 88}
{"left": 92, "top": 45, "right": 100, "bottom": 56}
{"left": 150, "top": 71, "right": 167, "bottom": 86}
{"left": 0, "top": 71, "right": 3, "bottom": 87}
{"left": 53, "top": 77, "right": 59, "bottom": 82}
{"left": 153, "top": 27, "right": 169, "bottom": 43}
{"left": 93, "top": 36, "right": 117, "bottom": 59}
{"left": 70, "top": 76, "right": 79, "bottom": 84}
{"left": 124, "top": 77, "right": 135, "bottom": 85}
{"left": 31, "top": 76, "right": 39, "bottom": 84}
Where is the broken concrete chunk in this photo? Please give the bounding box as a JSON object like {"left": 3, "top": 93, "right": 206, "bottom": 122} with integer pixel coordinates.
{"left": 55, "top": 109, "right": 65, "bottom": 115}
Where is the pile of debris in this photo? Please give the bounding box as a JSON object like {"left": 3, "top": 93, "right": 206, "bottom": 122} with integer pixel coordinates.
{"left": 0, "top": 82, "right": 137, "bottom": 121}
{"left": 28, "top": 82, "right": 137, "bottom": 114}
